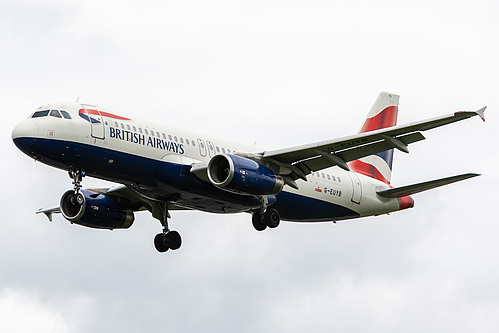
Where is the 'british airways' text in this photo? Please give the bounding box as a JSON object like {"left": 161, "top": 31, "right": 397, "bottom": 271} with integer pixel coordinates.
{"left": 109, "top": 127, "right": 184, "bottom": 154}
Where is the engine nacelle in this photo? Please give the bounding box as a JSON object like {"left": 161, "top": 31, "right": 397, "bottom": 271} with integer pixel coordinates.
{"left": 60, "top": 189, "right": 134, "bottom": 229}
{"left": 207, "top": 154, "right": 284, "bottom": 195}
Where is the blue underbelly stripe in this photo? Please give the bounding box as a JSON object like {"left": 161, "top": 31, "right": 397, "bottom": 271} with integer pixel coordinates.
{"left": 14, "top": 137, "right": 359, "bottom": 221}
{"left": 275, "top": 191, "right": 359, "bottom": 222}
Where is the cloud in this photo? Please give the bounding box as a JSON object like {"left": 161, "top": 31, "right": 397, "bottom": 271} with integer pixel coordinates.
{"left": 0, "top": 290, "right": 68, "bottom": 333}
{"left": 2, "top": 0, "right": 498, "bottom": 332}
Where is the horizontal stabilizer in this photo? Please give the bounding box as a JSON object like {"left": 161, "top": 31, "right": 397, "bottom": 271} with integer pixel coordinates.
{"left": 377, "top": 173, "right": 480, "bottom": 198}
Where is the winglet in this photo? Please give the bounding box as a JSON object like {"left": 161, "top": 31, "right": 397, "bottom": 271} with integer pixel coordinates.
{"left": 476, "top": 106, "right": 487, "bottom": 122}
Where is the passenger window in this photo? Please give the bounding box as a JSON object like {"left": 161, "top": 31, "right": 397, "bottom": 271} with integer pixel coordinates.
{"left": 121, "top": 123, "right": 124, "bottom": 129}
{"left": 168, "top": 135, "right": 172, "bottom": 141}
{"left": 156, "top": 132, "right": 160, "bottom": 137}
{"left": 60, "top": 110, "right": 71, "bottom": 119}
{"left": 338, "top": 177, "right": 341, "bottom": 182}
{"left": 191, "top": 140, "right": 195, "bottom": 146}
{"left": 151, "top": 131, "right": 154, "bottom": 137}
{"left": 127, "top": 124, "right": 131, "bottom": 131}
{"left": 327, "top": 174, "right": 330, "bottom": 180}
{"left": 139, "top": 127, "right": 143, "bottom": 134}
{"left": 216, "top": 146, "right": 220, "bottom": 153}
{"left": 332, "top": 175, "right": 336, "bottom": 181}
{"left": 174, "top": 136, "right": 178, "bottom": 142}
{"left": 162, "top": 133, "right": 166, "bottom": 139}
{"left": 222, "top": 148, "right": 226, "bottom": 153}
{"left": 50, "top": 110, "right": 62, "bottom": 118}
{"left": 145, "top": 129, "right": 149, "bottom": 135}
{"left": 115, "top": 122, "right": 119, "bottom": 127}
{"left": 186, "top": 139, "right": 190, "bottom": 145}
{"left": 133, "top": 126, "right": 137, "bottom": 132}
{"left": 322, "top": 173, "right": 325, "bottom": 178}
{"left": 180, "top": 138, "right": 184, "bottom": 144}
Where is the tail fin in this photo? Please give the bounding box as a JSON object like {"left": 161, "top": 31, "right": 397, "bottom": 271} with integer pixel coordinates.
{"left": 348, "top": 92, "right": 399, "bottom": 184}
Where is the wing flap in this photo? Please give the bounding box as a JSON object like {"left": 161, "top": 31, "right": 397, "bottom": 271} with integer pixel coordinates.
{"left": 337, "top": 132, "right": 426, "bottom": 164}
{"left": 376, "top": 173, "right": 480, "bottom": 198}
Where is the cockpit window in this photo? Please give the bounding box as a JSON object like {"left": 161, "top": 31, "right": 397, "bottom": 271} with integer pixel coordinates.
{"left": 31, "top": 109, "right": 72, "bottom": 119}
{"left": 32, "top": 110, "right": 50, "bottom": 118}
{"left": 60, "top": 110, "right": 71, "bottom": 119}
{"left": 50, "top": 110, "right": 62, "bottom": 118}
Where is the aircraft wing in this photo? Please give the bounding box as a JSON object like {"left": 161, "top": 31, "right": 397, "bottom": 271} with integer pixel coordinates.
{"left": 87, "top": 185, "right": 190, "bottom": 211}
{"left": 36, "top": 185, "right": 188, "bottom": 222}
{"left": 258, "top": 108, "right": 485, "bottom": 184}
{"left": 36, "top": 207, "right": 61, "bottom": 222}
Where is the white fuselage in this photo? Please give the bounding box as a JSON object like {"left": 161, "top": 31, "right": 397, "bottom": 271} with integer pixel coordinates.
{"left": 12, "top": 101, "right": 407, "bottom": 222}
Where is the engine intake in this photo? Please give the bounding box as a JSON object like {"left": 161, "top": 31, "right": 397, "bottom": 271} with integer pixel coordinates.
{"left": 60, "top": 189, "right": 134, "bottom": 229}
{"left": 207, "top": 154, "right": 284, "bottom": 195}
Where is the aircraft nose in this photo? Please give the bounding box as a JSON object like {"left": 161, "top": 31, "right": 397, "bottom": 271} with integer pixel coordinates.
{"left": 12, "top": 120, "right": 39, "bottom": 140}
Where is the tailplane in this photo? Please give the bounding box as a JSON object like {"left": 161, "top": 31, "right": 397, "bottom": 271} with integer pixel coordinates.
{"left": 377, "top": 173, "right": 480, "bottom": 198}
{"left": 348, "top": 92, "right": 399, "bottom": 184}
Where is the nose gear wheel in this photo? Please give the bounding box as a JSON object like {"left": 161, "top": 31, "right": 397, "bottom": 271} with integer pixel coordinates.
{"left": 68, "top": 169, "right": 86, "bottom": 206}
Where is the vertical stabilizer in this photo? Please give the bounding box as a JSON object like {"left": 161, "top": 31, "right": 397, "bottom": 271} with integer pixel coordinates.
{"left": 349, "top": 92, "right": 399, "bottom": 184}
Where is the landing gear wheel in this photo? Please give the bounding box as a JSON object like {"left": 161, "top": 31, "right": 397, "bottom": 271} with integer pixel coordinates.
{"left": 166, "top": 230, "right": 182, "bottom": 250}
{"left": 75, "top": 193, "right": 84, "bottom": 206}
{"left": 70, "top": 193, "right": 85, "bottom": 206}
{"left": 154, "top": 233, "right": 169, "bottom": 253}
{"left": 153, "top": 231, "right": 182, "bottom": 253}
{"left": 264, "top": 208, "right": 280, "bottom": 228}
{"left": 252, "top": 213, "right": 267, "bottom": 231}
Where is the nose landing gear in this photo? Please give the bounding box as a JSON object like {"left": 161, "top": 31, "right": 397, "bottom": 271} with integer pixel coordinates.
{"left": 68, "top": 169, "right": 86, "bottom": 207}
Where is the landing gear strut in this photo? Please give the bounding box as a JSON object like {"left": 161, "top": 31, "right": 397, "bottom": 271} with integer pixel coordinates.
{"left": 152, "top": 202, "right": 182, "bottom": 253}
{"left": 68, "top": 169, "right": 85, "bottom": 206}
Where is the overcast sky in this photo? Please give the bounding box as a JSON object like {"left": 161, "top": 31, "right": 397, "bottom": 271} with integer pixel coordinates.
{"left": 1, "top": 0, "right": 498, "bottom": 332}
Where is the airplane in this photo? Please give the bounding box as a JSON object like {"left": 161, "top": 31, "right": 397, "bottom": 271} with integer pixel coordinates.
{"left": 12, "top": 92, "right": 486, "bottom": 253}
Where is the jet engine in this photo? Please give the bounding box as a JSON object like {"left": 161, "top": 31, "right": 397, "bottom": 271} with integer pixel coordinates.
{"left": 207, "top": 154, "right": 284, "bottom": 195}
{"left": 60, "top": 189, "right": 134, "bottom": 229}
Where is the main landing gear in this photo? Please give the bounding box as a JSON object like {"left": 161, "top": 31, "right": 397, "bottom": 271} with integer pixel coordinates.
{"left": 152, "top": 202, "right": 182, "bottom": 253}
{"left": 252, "top": 208, "right": 280, "bottom": 231}
{"left": 252, "top": 196, "right": 280, "bottom": 231}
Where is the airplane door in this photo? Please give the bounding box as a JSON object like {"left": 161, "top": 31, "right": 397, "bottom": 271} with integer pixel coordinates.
{"left": 197, "top": 139, "right": 207, "bottom": 157}
{"left": 206, "top": 141, "right": 215, "bottom": 157}
{"left": 347, "top": 172, "right": 362, "bottom": 204}
{"left": 81, "top": 104, "right": 105, "bottom": 140}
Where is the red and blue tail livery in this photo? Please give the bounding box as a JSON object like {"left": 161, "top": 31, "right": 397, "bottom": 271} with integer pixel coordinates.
{"left": 349, "top": 92, "right": 399, "bottom": 184}
{"left": 12, "top": 93, "right": 485, "bottom": 253}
